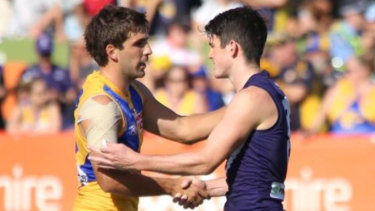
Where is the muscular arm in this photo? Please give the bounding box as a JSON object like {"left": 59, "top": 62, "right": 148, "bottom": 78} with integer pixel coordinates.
{"left": 134, "top": 80, "right": 225, "bottom": 144}
{"left": 93, "top": 162, "right": 185, "bottom": 197}
{"left": 205, "top": 177, "right": 228, "bottom": 197}
{"left": 91, "top": 87, "right": 278, "bottom": 175}
{"left": 134, "top": 90, "right": 262, "bottom": 174}
{"left": 79, "top": 95, "right": 202, "bottom": 198}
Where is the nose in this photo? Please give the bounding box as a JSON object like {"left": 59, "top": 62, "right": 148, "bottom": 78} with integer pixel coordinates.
{"left": 144, "top": 43, "right": 152, "bottom": 56}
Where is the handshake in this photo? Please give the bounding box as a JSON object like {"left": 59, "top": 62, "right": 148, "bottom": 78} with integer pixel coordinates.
{"left": 171, "top": 177, "right": 210, "bottom": 209}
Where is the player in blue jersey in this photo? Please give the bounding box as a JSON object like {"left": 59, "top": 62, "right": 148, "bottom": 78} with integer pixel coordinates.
{"left": 90, "top": 6, "right": 291, "bottom": 211}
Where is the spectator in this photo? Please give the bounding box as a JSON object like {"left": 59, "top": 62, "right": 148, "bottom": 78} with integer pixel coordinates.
{"left": 6, "top": 77, "right": 62, "bottom": 134}
{"left": 63, "top": 0, "right": 91, "bottom": 42}
{"left": 7, "top": 0, "right": 66, "bottom": 41}
{"left": 20, "top": 33, "right": 77, "bottom": 129}
{"left": 83, "top": 0, "right": 116, "bottom": 17}
{"left": 155, "top": 65, "right": 207, "bottom": 115}
{"left": 310, "top": 55, "right": 375, "bottom": 134}
{"left": 362, "top": 2, "right": 375, "bottom": 59}
{"left": 297, "top": 0, "right": 334, "bottom": 35}
{"left": 192, "top": 0, "right": 242, "bottom": 29}
{"left": 190, "top": 0, "right": 242, "bottom": 52}
{"left": 239, "top": 0, "right": 288, "bottom": 31}
{"left": 69, "top": 37, "right": 99, "bottom": 88}
{"left": 262, "top": 32, "right": 315, "bottom": 131}
{"left": 191, "top": 66, "right": 225, "bottom": 111}
{"left": 145, "top": 0, "right": 199, "bottom": 36}
{"left": 151, "top": 20, "right": 202, "bottom": 69}
{"left": 329, "top": 1, "right": 366, "bottom": 71}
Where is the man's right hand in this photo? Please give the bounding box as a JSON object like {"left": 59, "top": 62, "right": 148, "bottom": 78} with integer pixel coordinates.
{"left": 172, "top": 177, "right": 209, "bottom": 209}
{"left": 88, "top": 143, "right": 140, "bottom": 171}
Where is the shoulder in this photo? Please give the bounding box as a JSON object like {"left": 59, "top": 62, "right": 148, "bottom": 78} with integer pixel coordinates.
{"left": 237, "top": 86, "right": 274, "bottom": 106}
{"left": 217, "top": 86, "right": 276, "bottom": 134}
{"left": 228, "top": 86, "right": 276, "bottom": 119}
{"left": 52, "top": 65, "right": 70, "bottom": 79}
{"left": 90, "top": 94, "right": 113, "bottom": 105}
{"left": 78, "top": 94, "right": 122, "bottom": 124}
{"left": 26, "top": 64, "right": 41, "bottom": 72}
{"left": 77, "top": 93, "right": 114, "bottom": 113}
{"left": 22, "top": 65, "right": 41, "bottom": 80}
{"left": 227, "top": 87, "right": 272, "bottom": 111}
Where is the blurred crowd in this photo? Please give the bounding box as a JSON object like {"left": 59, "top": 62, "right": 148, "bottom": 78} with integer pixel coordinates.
{"left": 0, "top": 0, "right": 375, "bottom": 136}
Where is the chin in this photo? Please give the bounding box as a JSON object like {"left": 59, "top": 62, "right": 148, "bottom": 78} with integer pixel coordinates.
{"left": 136, "top": 70, "right": 146, "bottom": 78}
{"left": 214, "top": 71, "right": 226, "bottom": 79}
{"left": 213, "top": 67, "right": 226, "bottom": 78}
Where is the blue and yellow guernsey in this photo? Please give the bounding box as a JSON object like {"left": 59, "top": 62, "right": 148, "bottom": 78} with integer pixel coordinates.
{"left": 73, "top": 71, "right": 143, "bottom": 211}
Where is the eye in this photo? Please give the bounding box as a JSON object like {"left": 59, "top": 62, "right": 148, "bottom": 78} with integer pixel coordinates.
{"left": 134, "top": 38, "right": 148, "bottom": 48}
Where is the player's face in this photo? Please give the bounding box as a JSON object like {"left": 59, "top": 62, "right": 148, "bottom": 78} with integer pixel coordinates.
{"left": 208, "top": 35, "right": 231, "bottom": 78}
{"left": 118, "top": 32, "right": 152, "bottom": 79}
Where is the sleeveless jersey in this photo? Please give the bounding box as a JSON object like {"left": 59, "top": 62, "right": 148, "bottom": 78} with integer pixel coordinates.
{"left": 73, "top": 71, "right": 143, "bottom": 211}
{"left": 225, "top": 71, "right": 291, "bottom": 211}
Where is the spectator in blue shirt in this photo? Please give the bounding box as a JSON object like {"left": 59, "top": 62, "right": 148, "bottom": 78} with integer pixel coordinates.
{"left": 21, "top": 33, "right": 77, "bottom": 129}
{"left": 191, "top": 66, "right": 225, "bottom": 111}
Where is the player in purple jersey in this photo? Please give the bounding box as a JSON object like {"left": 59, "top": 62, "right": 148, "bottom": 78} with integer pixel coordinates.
{"left": 90, "top": 6, "right": 291, "bottom": 210}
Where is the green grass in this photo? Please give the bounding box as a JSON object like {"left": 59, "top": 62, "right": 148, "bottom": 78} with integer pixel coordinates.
{"left": 0, "top": 38, "right": 69, "bottom": 68}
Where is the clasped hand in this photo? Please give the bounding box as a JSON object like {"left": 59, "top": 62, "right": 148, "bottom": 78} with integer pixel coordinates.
{"left": 88, "top": 143, "right": 210, "bottom": 209}
{"left": 173, "top": 177, "right": 210, "bottom": 209}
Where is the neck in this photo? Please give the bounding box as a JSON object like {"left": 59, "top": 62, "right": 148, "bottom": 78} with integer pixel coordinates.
{"left": 229, "top": 60, "right": 260, "bottom": 92}
{"left": 100, "top": 63, "right": 131, "bottom": 91}
{"left": 39, "top": 57, "right": 52, "bottom": 73}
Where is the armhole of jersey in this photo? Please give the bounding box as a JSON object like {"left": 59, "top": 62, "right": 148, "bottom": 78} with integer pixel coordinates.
{"left": 109, "top": 95, "right": 127, "bottom": 137}
{"left": 249, "top": 84, "right": 281, "bottom": 132}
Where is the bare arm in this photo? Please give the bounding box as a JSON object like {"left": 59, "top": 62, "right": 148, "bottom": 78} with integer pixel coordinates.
{"left": 80, "top": 95, "right": 206, "bottom": 201}
{"left": 134, "top": 81, "right": 225, "bottom": 144}
{"left": 90, "top": 87, "right": 277, "bottom": 175}
{"left": 205, "top": 177, "right": 228, "bottom": 197}
{"left": 92, "top": 158, "right": 197, "bottom": 197}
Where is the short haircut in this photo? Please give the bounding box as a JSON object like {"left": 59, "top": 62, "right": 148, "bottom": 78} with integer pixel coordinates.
{"left": 84, "top": 5, "right": 149, "bottom": 66}
{"left": 204, "top": 6, "right": 267, "bottom": 65}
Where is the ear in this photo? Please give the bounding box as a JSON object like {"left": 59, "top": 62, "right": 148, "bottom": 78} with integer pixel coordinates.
{"left": 228, "top": 40, "right": 238, "bottom": 58}
{"left": 106, "top": 44, "right": 119, "bottom": 62}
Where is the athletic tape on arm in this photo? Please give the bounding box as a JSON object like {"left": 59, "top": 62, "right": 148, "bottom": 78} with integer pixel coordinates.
{"left": 78, "top": 96, "right": 122, "bottom": 149}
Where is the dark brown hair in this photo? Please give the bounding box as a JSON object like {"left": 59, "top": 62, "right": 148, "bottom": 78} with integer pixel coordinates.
{"left": 84, "top": 5, "right": 148, "bottom": 66}
{"left": 205, "top": 6, "right": 267, "bottom": 65}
